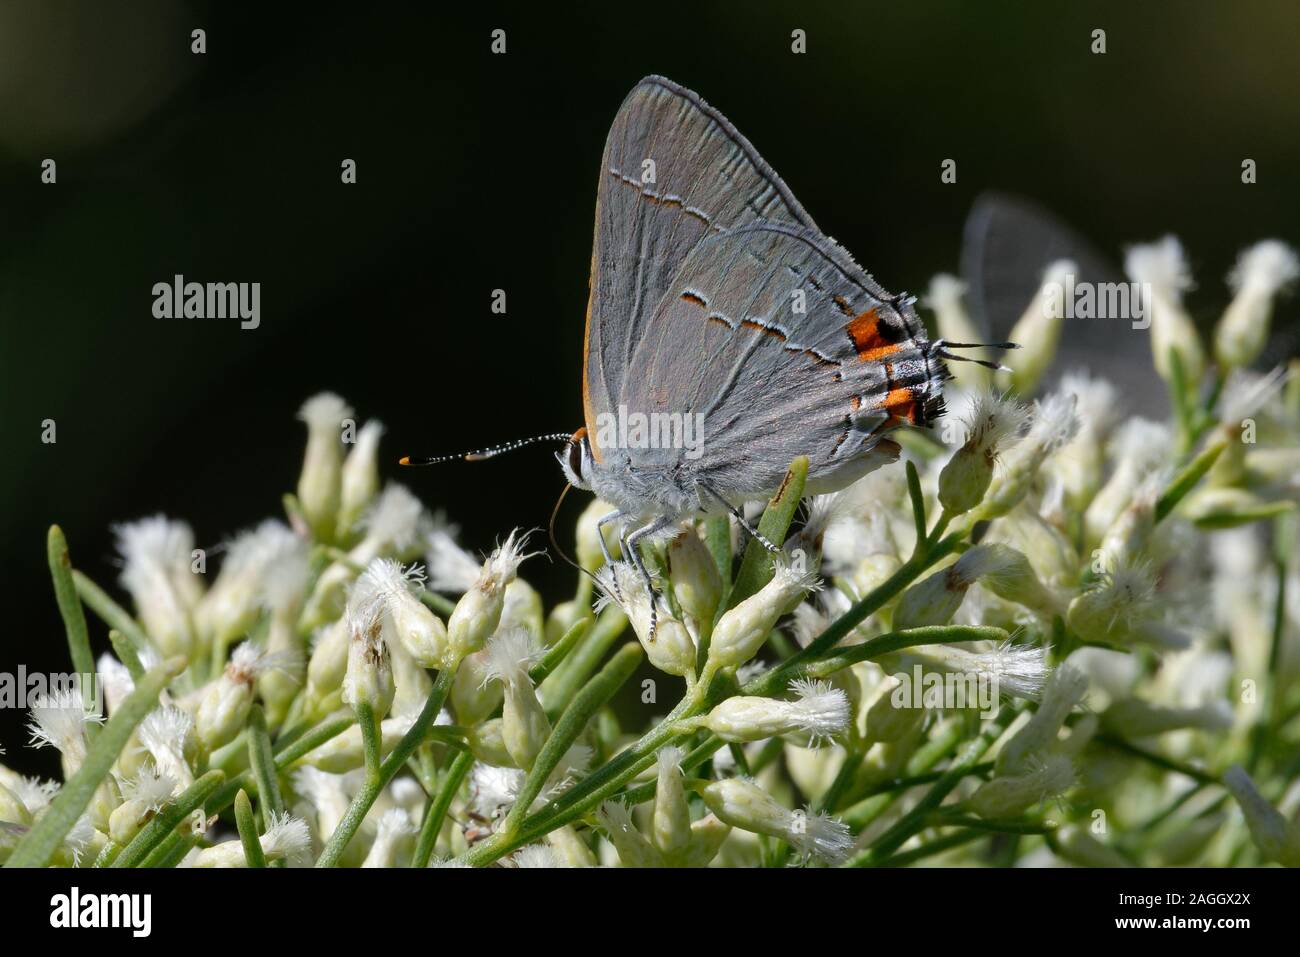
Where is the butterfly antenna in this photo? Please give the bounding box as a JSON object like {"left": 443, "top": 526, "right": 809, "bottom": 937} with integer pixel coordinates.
{"left": 548, "top": 482, "right": 599, "bottom": 586}
{"left": 399, "top": 432, "right": 573, "bottom": 466}
{"left": 932, "top": 339, "right": 1020, "bottom": 373}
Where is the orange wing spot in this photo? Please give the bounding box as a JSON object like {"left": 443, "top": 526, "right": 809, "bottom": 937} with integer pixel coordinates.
{"left": 681, "top": 291, "right": 707, "bottom": 307}
{"left": 882, "top": 386, "right": 920, "bottom": 425}
{"left": 741, "top": 319, "right": 787, "bottom": 342}
{"left": 850, "top": 395, "right": 862, "bottom": 411}
{"left": 846, "top": 307, "right": 902, "bottom": 363}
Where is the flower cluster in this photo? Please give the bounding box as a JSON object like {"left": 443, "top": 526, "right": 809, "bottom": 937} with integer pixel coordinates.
{"left": 3, "top": 236, "right": 1299, "bottom": 869}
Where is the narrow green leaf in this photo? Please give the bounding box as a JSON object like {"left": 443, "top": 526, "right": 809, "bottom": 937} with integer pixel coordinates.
{"left": 5, "top": 657, "right": 183, "bottom": 868}
{"left": 47, "top": 526, "right": 96, "bottom": 714}
{"left": 73, "top": 569, "right": 153, "bottom": 657}
{"left": 529, "top": 617, "right": 591, "bottom": 685}
{"left": 109, "top": 629, "right": 146, "bottom": 681}
{"left": 247, "top": 706, "right": 283, "bottom": 821}
{"left": 1156, "top": 439, "right": 1226, "bottom": 522}
{"left": 234, "top": 790, "right": 267, "bottom": 867}
{"left": 412, "top": 748, "right": 474, "bottom": 868}
{"left": 728, "top": 456, "right": 809, "bottom": 607}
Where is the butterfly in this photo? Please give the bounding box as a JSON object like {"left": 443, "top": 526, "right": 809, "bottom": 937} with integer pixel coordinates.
{"left": 406, "top": 76, "right": 1006, "bottom": 633}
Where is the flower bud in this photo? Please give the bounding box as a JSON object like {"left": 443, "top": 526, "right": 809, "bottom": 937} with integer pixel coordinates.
{"left": 1125, "top": 236, "right": 1205, "bottom": 386}
{"left": 451, "top": 648, "right": 504, "bottom": 726}
{"left": 1215, "top": 240, "right": 1299, "bottom": 370}
{"left": 197, "top": 643, "right": 301, "bottom": 749}
{"left": 997, "top": 665, "right": 1088, "bottom": 774}
{"left": 652, "top": 746, "right": 692, "bottom": 859}
{"left": 197, "top": 520, "right": 301, "bottom": 649}
{"left": 0, "top": 782, "right": 32, "bottom": 827}
{"left": 296, "top": 392, "right": 352, "bottom": 542}
{"left": 341, "top": 589, "right": 394, "bottom": 720}
{"left": 678, "top": 814, "right": 732, "bottom": 868}
{"left": 305, "top": 618, "right": 348, "bottom": 715}
{"left": 27, "top": 689, "right": 103, "bottom": 779}
{"left": 107, "top": 767, "right": 176, "bottom": 846}
{"left": 1066, "top": 558, "right": 1156, "bottom": 646}
{"left": 668, "top": 526, "right": 723, "bottom": 626}
{"left": 1102, "top": 698, "right": 1233, "bottom": 737}
{"left": 446, "top": 530, "right": 538, "bottom": 665}
{"left": 362, "top": 808, "right": 416, "bottom": 868}
{"left": 862, "top": 675, "right": 927, "bottom": 744}
{"left": 597, "top": 562, "right": 697, "bottom": 676}
{"left": 483, "top": 629, "right": 550, "bottom": 771}
{"left": 893, "top": 545, "right": 1017, "bottom": 630}
{"left": 337, "top": 419, "right": 384, "bottom": 539}
{"left": 466, "top": 718, "right": 515, "bottom": 767}
{"left": 596, "top": 801, "right": 662, "bottom": 867}
{"left": 576, "top": 498, "right": 621, "bottom": 572}
{"left": 696, "top": 679, "right": 848, "bottom": 744}
{"left": 938, "top": 392, "right": 1029, "bottom": 515}
{"left": 1084, "top": 418, "right": 1171, "bottom": 547}
{"left": 1221, "top": 765, "right": 1300, "bottom": 866}
{"left": 970, "top": 754, "right": 1074, "bottom": 819}
{"left": 193, "top": 811, "right": 312, "bottom": 867}
{"left": 358, "top": 559, "right": 448, "bottom": 668}
{"left": 975, "top": 392, "right": 1079, "bottom": 522}
{"left": 257, "top": 539, "right": 312, "bottom": 722}
{"left": 999, "top": 259, "right": 1074, "bottom": 395}
{"left": 113, "top": 516, "right": 199, "bottom": 659}
{"left": 708, "top": 556, "right": 820, "bottom": 673}
{"left": 701, "top": 778, "right": 852, "bottom": 864}
{"left": 976, "top": 544, "right": 1063, "bottom": 618}
{"left": 1046, "top": 371, "right": 1120, "bottom": 512}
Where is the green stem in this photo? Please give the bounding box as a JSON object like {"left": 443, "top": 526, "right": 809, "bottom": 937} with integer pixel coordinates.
{"left": 210, "top": 714, "right": 354, "bottom": 812}
{"left": 246, "top": 705, "right": 283, "bottom": 822}
{"left": 1155, "top": 437, "right": 1225, "bottom": 523}
{"left": 316, "top": 665, "right": 459, "bottom": 867}
{"left": 4, "top": 657, "right": 183, "bottom": 868}
{"left": 357, "top": 702, "right": 381, "bottom": 778}
{"left": 728, "top": 457, "right": 808, "bottom": 606}
{"left": 869, "top": 829, "right": 984, "bottom": 867}
{"left": 905, "top": 461, "right": 927, "bottom": 555}
{"left": 1095, "top": 732, "right": 1217, "bottom": 784}
{"left": 531, "top": 617, "right": 591, "bottom": 684}
{"left": 413, "top": 748, "right": 474, "bottom": 867}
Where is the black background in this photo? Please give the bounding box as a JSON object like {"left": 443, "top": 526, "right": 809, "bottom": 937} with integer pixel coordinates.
{"left": 3, "top": 1, "right": 1298, "bottom": 775}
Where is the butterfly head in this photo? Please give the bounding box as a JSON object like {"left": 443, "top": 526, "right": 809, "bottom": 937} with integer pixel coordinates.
{"left": 558, "top": 427, "right": 595, "bottom": 491}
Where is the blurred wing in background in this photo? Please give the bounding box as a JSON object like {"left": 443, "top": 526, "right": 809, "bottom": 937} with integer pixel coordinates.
{"left": 960, "top": 192, "right": 1169, "bottom": 415}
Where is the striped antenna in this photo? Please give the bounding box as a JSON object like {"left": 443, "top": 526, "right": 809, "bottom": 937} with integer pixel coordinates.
{"left": 399, "top": 432, "right": 574, "bottom": 466}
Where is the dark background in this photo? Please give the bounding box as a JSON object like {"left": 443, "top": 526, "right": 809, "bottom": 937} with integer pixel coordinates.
{"left": 3, "top": 1, "right": 1298, "bottom": 774}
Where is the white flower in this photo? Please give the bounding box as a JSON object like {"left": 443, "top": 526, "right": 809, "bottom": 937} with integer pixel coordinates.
{"left": 1125, "top": 235, "right": 1204, "bottom": 384}
{"left": 1216, "top": 240, "right": 1299, "bottom": 369}
{"left": 701, "top": 778, "right": 853, "bottom": 865}
{"left": 114, "top": 515, "right": 199, "bottom": 658}
{"left": 297, "top": 392, "right": 353, "bottom": 540}
{"left": 697, "top": 679, "right": 849, "bottom": 745}
{"left": 27, "top": 689, "right": 102, "bottom": 774}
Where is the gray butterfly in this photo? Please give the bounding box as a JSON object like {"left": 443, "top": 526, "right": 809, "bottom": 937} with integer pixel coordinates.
{"left": 556, "top": 76, "right": 1002, "bottom": 625}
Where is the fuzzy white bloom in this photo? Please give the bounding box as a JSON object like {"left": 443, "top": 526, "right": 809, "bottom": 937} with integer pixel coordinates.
{"left": 697, "top": 679, "right": 849, "bottom": 745}
{"left": 114, "top": 515, "right": 199, "bottom": 658}
{"left": 482, "top": 628, "right": 550, "bottom": 771}
{"left": 708, "top": 555, "right": 821, "bottom": 673}
{"left": 897, "top": 641, "right": 1050, "bottom": 701}
{"left": 938, "top": 390, "right": 1029, "bottom": 516}
{"left": 96, "top": 652, "right": 135, "bottom": 716}
{"left": 197, "top": 519, "right": 301, "bottom": 647}
{"left": 970, "top": 753, "right": 1074, "bottom": 819}
{"left": 423, "top": 519, "right": 479, "bottom": 593}
{"left": 1084, "top": 418, "right": 1172, "bottom": 546}
{"left": 193, "top": 811, "right": 312, "bottom": 867}
{"left": 1000, "top": 259, "right": 1074, "bottom": 395}
{"left": 1048, "top": 371, "right": 1120, "bottom": 511}
{"left": 969, "top": 543, "right": 1062, "bottom": 619}
{"left": 361, "top": 808, "right": 416, "bottom": 868}
{"left": 108, "top": 766, "right": 177, "bottom": 845}
{"left": 997, "top": 664, "right": 1089, "bottom": 774}
{"left": 976, "top": 391, "right": 1079, "bottom": 521}
{"left": 1215, "top": 240, "right": 1299, "bottom": 369}
{"left": 925, "top": 274, "right": 991, "bottom": 390}
{"left": 510, "top": 844, "right": 566, "bottom": 868}
{"left": 297, "top": 392, "right": 353, "bottom": 541}
{"left": 138, "top": 706, "right": 197, "bottom": 792}
{"left": 196, "top": 642, "right": 302, "bottom": 749}
{"left": 357, "top": 559, "right": 448, "bottom": 668}
{"left": 597, "top": 800, "right": 662, "bottom": 867}
{"left": 1125, "top": 235, "right": 1204, "bottom": 385}
{"left": 446, "top": 529, "right": 539, "bottom": 665}
{"left": 893, "top": 545, "right": 1019, "bottom": 630}
{"left": 595, "top": 561, "right": 697, "bottom": 677}
{"left": 340, "top": 578, "right": 394, "bottom": 719}
{"left": 8, "top": 777, "right": 59, "bottom": 817}
{"left": 293, "top": 766, "right": 352, "bottom": 841}
{"left": 338, "top": 419, "right": 385, "bottom": 537}
{"left": 27, "top": 689, "right": 102, "bottom": 776}
{"left": 1066, "top": 557, "right": 1158, "bottom": 646}
{"left": 1221, "top": 764, "right": 1300, "bottom": 866}
{"left": 701, "top": 778, "right": 853, "bottom": 865}
{"left": 652, "top": 746, "right": 692, "bottom": 859}
{"left": 467, "top": 745, "right": 592, "bottom": 820}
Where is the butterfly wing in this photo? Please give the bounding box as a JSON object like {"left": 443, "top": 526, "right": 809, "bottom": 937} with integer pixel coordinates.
{"left": 584, "top": 76, "right": 819, "bottom": 443}
{"left": 617, "top": 220, "right": 944, "bottom": 498}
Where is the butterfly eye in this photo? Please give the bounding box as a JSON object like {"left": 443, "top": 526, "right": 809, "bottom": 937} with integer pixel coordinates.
{"left": 567, "top": 437, "right": 587, "bottom": 482}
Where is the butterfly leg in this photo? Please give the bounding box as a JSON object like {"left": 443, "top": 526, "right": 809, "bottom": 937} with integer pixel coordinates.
{"left": 625, "top": 515, "right": 675, "bottom": 642}
{"left": 595, "top": 509, "right": 625, "bottom": 602}
{"left": 700, "top": 481, "right": 781, "bottom": 554}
